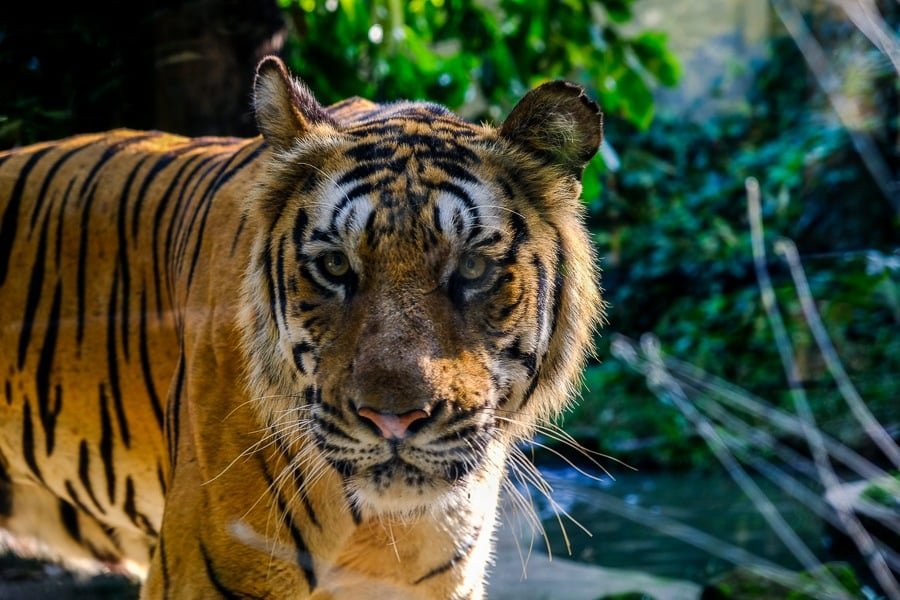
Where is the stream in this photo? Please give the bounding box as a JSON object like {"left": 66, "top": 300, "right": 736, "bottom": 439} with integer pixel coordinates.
{"left": 524, "top": 466, "right": 830, "bottom": 585}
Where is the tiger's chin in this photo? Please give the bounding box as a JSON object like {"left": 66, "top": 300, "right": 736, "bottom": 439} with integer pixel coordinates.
{"left": 346, "top": 460, "right": 476, "bottom": 517}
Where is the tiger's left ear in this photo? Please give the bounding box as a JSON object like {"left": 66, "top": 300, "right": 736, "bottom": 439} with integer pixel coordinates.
{"left": 500, "top": 81, "right": 603, "bottom": 176}
{"left": 253, "top": 56, "right": 336, "bottom": 151}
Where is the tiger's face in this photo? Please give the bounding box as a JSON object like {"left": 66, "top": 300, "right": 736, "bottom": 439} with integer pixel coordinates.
{"left": 243, "top": 58, "right": 603, "bottom": 516}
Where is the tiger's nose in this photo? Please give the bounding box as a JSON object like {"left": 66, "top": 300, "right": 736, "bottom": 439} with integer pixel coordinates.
{"left": 357, "top": 407, "right": 431, "bottom": 440}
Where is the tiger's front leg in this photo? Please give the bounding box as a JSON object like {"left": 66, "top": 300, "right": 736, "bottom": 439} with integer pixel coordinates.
{"left": 142, "top": 337, "right": 324, "bottom": 598}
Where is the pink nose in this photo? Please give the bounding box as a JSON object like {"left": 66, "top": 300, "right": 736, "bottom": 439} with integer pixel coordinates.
{"left": 357, "top": 407, "right": 430, "bottom": 440}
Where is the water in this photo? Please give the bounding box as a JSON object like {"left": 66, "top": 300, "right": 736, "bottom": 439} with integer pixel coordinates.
{"left": 525, "top": 467, "right": 830, "bottom": 584}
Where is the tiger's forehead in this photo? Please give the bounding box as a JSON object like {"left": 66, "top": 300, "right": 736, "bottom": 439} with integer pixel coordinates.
{"left": 302, "top": 105, "right": 507, "bottom": 251}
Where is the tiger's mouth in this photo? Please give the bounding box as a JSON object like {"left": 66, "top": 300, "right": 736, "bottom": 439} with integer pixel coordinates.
{"left": 310, "top": 407, "right": 493, "bottom": 512}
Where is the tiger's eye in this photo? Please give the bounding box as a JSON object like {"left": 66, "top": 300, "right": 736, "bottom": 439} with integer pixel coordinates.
{"left": 323, "top": 251, "right": 350, "bottom": 277}
{"left": 458, "top": 253, "right": 487, "bottom": 280}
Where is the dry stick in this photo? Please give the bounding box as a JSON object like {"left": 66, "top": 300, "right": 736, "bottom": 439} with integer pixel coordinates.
{"left": 665, "top": 354, "right": 889, "bottom": 481}
{"left": 747, "top": 177, "right": 900, "bottom": 598}
{"left": 614, "top": 335, "right": 853, "bottom": 599}
{"left": 769, "top": 0, "right": 899, "bottom": 213}
{"left": 776, "top": 238, "right": 900, "bottom": 469}
{"left": 615, "top": 334, "right": 890, "bottom": 483}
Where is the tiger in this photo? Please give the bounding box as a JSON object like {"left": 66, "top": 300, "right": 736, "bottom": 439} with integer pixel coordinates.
{"left": 0, "top": 56, "right": 603, "bottom": 598}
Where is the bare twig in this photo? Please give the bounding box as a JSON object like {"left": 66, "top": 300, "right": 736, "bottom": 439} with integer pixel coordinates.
{"left": 660, "top": 351, "right": 888, "bottom": 482}
{"left": 775, "top": 238, "right": 900, "bottom": 469}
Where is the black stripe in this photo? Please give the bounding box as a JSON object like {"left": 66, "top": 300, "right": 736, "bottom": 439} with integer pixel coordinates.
{"left": 115, "top": 156, "right": 150, "bottom": 361}
{"left": 258, "top": 455, "right": 317, "bottom": 589}
{"left": 435, "top": 180, "right": 476, "bottom": 214}
{"left": 172, "top": 144, "right": 248, "bottom": 275}
{"left": 432, "top": 204, "right": 443, "bottom": 234}
{"left": 138, "top": 288, "right": 165, "bottom": 429}
{"left": 0, "top": 146, "right": 53, "bottom": 286}
{"left": 78, "top": 439, "right": 106, "bottom": 514}
{"left": 200, "top": 542, "right": 254, "bottom": 599}
{"left": 432, "top": 159, "right": 478, "bottom": 183}
{"left": 99, "top": 385, "right": 116, "bottom": 504}
{"left": 4, "top": 380, "right": 10, "bottom": 405}
{"left": 75, "top": 181, "right": 98, "bottom": 348}
{"left": 308, "top": 228, "right": 336, "bottom": 244}
{"left": 59, "top": 499, "right": 81, "bottom": 543}
{"left": 516, "top": 241, "right": 565, "bottom": 409}
{"left": 36, "top": 284, "right": 63, "bottom": 455}
{"left": 64, "top": 480, "right": 97, "bottom": 518}
{"left": 501, "top": 212, "right": 529, "bottom": 265}
{"left": 0, "top": 452, "right": 11, "bottom": 517}
{"left": 336, "top": 158, "right": 407, "bottom": 186}
{"left": 230, "top": 213, "right": 247, "bottom": 256}
{"left": 261, "top": 245, "right": 280, "bottom": 335}
{"left": 297, "top": 263, "right": 336, "bottom": 299}
{"left": 106, "top": 266, "right": 131, "bottom": 448}
{"left": 328, "top": 182, "right": 374, "bottom": 233}
{"left": 413, "top": 525, "right": 480, "bottom": 585}
{"left": 167, "top": 351, "right": 185, "bottom": 468}
{"left": 157, "top": 462, "right": 167, "bottom": 496}
{"left": 313, "top": 415, "right": 357, "bottom": 443}
{"left": 184, "top": 142, "right": 265, "bottom": 288}
{"left": 344, "top": 485, "right": 362, "bottom": 525}
{"left": 21, "top": 399, "right": 44, "bottom": 483}
{"left": 496, "top": 176, "right": 516, "bottom": 200}
{"left": 17, "top": 213, "right": 51, "bottom": 369}
{"left": 471, "top": 232, "right": 502, "bottom": 250}
{"left": 28, "top": 141, "right": 97, "bottom": 233}
{"left": 54, "top": 177, "right": 77, "bottom": 267}
{"left": 273, "top": 436, "right": 320, "bottom": 529}
{"left": 123, "top": 475, "right": 157, "bottom": 536}
{"left": 292, "top": 208, "right": 309, "bottom": 259}
{"left": 292, "top": 342, "right": 313, "bottom": 375}
{"left": 548, "top": 234, "right": 565, "bottom": 338}
{"left": 158, "top": 532, "right": 170, "bottom": 599}
{"left": 345, "top": 141, "right": 396, "bottom": 161}
{"left": 274, "top": 236, "right": 289, "bottom": 333}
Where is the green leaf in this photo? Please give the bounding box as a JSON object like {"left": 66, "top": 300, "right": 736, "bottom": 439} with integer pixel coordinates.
{"left": 617, "top": 69, "right": 654, "bottom": 129}
{"left": 631, "top": 31, "right": 682, "bottom": 87}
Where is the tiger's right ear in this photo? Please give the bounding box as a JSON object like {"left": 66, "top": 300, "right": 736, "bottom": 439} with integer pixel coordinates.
{"left": 253, "top": 56, "right": 336, "bottom": 151}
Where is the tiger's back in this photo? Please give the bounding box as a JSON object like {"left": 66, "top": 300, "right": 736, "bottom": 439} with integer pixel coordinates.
{"left": 0, "top": 130, "right": 253, "bottom": 572}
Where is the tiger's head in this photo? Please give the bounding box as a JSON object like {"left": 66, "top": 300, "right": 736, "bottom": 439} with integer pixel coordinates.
{"left": 241, "top": 57, "right": 603, "bottom": 516}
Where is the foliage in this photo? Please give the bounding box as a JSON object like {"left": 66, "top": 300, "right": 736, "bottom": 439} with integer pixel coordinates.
{"left": 279, "top": 0, "right": 679, "bottom": 127}
{"left": 567, "top": 14, "right": 899, "bottom": 468}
